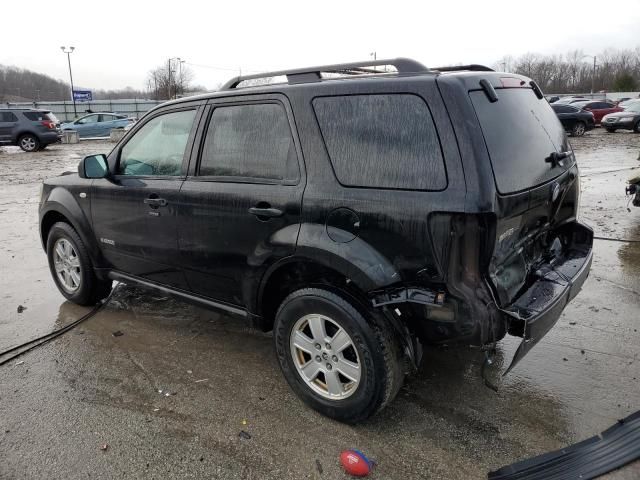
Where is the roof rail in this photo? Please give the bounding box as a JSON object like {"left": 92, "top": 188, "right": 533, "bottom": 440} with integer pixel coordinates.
{"left": 221, "top": 57, "right": 429, "bottom": 90}
{"left": 433, "top": 64, "right": 494, "bottom": 72}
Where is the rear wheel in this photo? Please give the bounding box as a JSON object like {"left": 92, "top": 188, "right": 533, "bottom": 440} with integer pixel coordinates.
{"left": 571, "top": 122, "right": 586, "bottom": 136}
{"left": 47, "top": 222, "right": 112, "bottom": 305}
{"left": 18, "top": 134, "right": 39, "bottom": 152}
{"left": 273, "top": 288, "right": 404, "bottom": 423}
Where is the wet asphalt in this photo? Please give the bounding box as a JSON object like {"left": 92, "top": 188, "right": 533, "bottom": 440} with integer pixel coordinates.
{"left": 0, "top": 131, "right": 639, "bottom": 479}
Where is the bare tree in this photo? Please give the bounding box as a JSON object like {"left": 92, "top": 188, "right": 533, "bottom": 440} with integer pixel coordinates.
{"left": 506, "top": 47, "right": 640, "bottom": 93}
{"left": 146, "top": 60, "right": 195, "bottom": 100}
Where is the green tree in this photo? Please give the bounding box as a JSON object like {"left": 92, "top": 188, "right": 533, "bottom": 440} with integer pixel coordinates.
{"left": 612, "top": 73, "right": 637, "bottom": 92}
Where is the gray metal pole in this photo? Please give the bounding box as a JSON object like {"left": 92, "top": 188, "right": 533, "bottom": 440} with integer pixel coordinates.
{"left": 66, "top": 52, "right": 77, "bottom": 117}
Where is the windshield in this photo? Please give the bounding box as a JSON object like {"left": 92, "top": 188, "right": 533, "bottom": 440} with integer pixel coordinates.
{"left": 470, "top": 88, "right": 572, "bottom": 194}
{"left": 623, "top": 102, "right": 640, "bottom": 113}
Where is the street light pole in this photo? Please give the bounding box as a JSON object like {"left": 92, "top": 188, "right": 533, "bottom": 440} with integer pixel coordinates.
{"left": 60, "top": 46, "right": 77, "bottom": 117}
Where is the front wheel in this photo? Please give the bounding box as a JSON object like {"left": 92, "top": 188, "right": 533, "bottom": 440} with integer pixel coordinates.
{"left": 18, "top": 134, "right": 39, "bottom": 152}
{"left": 273, "top": 288, "right": 404, "bottom": 423}
{"left": 47, "top": 222, "right": 112, "bottom": 305}
{"left": 571, "top": 122, "right": 586, "bottom": 136}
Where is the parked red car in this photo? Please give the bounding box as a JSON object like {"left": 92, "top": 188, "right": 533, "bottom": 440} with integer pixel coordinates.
{"left": 572, "top": 100, "right": 623, "bottom": 124}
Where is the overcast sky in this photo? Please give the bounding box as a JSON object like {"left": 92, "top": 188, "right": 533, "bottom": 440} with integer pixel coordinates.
{"left": 3, "top": 0, "right": 640, "bottom": 91}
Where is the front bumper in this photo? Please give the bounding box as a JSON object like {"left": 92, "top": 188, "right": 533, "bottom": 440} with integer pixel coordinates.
{"left": 603, "top": 118, "right": 635, "bottom": 129}
{"left": 503, "top": 222, "right": 593, "bottom": 373}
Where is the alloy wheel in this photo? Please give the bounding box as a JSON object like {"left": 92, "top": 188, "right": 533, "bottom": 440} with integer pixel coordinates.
{"left": 20, "top": 136, "right": 36, "bottom": 151}
{"left": 53, "top": 238, "right": 82, "bottom": 292}
{"left": 289, "top": 313, "right": 361, "bottom": 400}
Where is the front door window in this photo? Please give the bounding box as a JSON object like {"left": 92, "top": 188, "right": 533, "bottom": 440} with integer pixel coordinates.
{"left": 118, "top": 110, "right": 196, "bottom": 177}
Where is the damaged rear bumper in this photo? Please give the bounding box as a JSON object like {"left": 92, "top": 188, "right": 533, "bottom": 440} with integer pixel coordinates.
{"left": 503, "top": 222, "right": 593, "bottom": 374}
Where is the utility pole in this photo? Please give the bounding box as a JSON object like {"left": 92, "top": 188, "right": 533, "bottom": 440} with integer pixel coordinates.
{"left": 167, "top": 58, "right": 172, "bottom": 99}
{"left": 178, "top": 59, "right": 185, "bottom": 97}
{"left": 591, "top": 55, "right": 597, "bottom": 95}
{"left": 60, "top": 46, "right": 77, "bottom": 118}
{"left": 167, "top": 57, "right": 181, "bottom": 99}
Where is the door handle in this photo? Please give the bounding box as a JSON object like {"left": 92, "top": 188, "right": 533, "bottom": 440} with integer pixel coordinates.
{"left": 248, "top": 206, "right": 283, "bottom": 218}
{"left": 144, "top": 197, "right": 168, "bottom": 207}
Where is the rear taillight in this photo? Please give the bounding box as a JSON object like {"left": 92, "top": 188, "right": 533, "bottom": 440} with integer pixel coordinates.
{"left": 41, "top": 120, "right": 56, "bottom": 129}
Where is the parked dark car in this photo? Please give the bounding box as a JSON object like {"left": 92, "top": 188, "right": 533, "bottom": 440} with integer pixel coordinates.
{"left": 38, "top": 58, "right": 593, "bottom": 423}
{"left": 602, "top": 101, "right": 640, "bottom": 132}
{"left": 551, "top": 103, "right": 595, "bottom": 136}
{"left": 0, "top": 108, "right": 61, "bottom": 151}
{"left": 555, "top": 96, "right": 587, "bottom": 104}
{"left": 571, "top": 100, "right": 623, "bottom": 124}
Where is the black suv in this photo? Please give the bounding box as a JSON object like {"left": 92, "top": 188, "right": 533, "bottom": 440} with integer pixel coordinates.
{"left": 39, "top": 59, "right": 593, "bottom": 422}
{"left": 0, "top": 108, "right": 62, "bottom": 151}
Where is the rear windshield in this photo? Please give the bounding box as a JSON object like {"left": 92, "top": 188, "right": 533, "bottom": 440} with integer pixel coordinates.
{"left": 470, "top": 88, "right": 572, "bottom": 194}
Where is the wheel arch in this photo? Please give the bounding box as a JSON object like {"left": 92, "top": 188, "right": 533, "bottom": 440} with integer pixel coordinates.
{"left": 13, "top": 130, "right": 38, "bottom": 143}
{"left": 40, "top": 191, "right": 104, "bottom": 267}
{"left": 256, "top": 255, "right": 398, "bottom": 333}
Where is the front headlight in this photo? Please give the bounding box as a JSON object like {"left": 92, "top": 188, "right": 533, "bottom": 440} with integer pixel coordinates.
{"left": 620, "top": 117, "right": 634, "bottom": 122}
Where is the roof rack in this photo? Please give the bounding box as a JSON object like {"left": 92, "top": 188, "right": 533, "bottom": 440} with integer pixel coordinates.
{"left": 221, "top": 57, "right": 429, "bottom": 90}
{"left": 433, "top": 64, "right": 494, "bottom": 72}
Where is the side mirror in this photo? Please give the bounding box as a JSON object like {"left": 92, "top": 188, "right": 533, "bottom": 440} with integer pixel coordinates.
{"left": 78, "top": 154, "right": 109, "bottom": 179}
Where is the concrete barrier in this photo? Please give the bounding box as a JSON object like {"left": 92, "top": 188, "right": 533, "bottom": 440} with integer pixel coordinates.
{"left": 61, "top": 130, "right": 79, "bottom": 144}
{"left": 110, "top": 129, "right": 127, "bottom": 142}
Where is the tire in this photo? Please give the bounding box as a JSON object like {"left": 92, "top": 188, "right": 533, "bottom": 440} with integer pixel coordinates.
{"left": 18, "top": 134, "right": 40, "bottom": 152}
{"left": 571, "top": 122, "right": 586, "bottom": 136}
{"left": 46, "top": 222, "right": 112, "bottom": 306}
{"left": 634, "top": 121, "right": 640, "bottom": 133}
{"left": 273, "top": 288, "right": 404, "bottom": 423}
{"left": 606, "top": 128, "right": 617, "bottom": 133}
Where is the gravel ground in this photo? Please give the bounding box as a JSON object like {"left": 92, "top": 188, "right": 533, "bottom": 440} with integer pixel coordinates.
{"left": 0, "top": 131, "right": 639, "bottom": 479}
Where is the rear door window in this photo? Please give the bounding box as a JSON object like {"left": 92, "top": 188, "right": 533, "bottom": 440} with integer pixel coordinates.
{"left": 199, "top": 103, "right": 299, "bottom": 183}
{"left": 313, "top": 94, "right": 446, "bottom": 191}
{"left": 470, "top": 88, "right": 572, "bottom": 194}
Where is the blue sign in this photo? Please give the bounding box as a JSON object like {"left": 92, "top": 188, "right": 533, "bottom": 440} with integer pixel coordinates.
{"left": 73, "top": 90, "right": 92, "bottom": 102}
